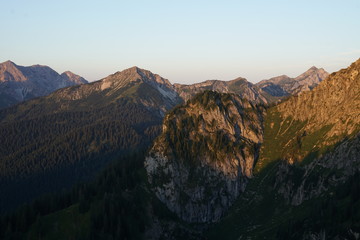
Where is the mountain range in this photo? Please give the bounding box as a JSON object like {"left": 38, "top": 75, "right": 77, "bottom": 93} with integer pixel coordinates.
{"left": 0, "top": 60, "right": 88, "bottom": 109}
{"left": 255, "top": 66, "right": 329, "bottom": 97}
{"left": 0, "top": 60, "right": 327, "bottom": 111}
{"left": 0, "top": 59, "right": 358, "bottom": 239}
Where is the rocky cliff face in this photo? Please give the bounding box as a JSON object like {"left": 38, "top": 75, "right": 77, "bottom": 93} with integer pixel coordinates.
{"left": 145, "top": 91, "right": 264, "bottom": 222}
{"left": 256, "top": 66, "right": 329, "bottom": 97}
{"left": 0, "top": 60, "right": 88, "bottom": 109}
{"left": 174, "top": 77, "right": 270, "bottom": 104}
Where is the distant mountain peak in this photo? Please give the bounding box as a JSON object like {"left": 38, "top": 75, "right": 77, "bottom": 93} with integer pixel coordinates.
{"left": 2, "top": 60, "right": 16, "bottom": 66}
{"left": 0, "top": 60, "right": 18, "bottom": 70}
{"left": 295, "top": 66, "right": 328, "bottom": 82}
{"left": 128, "top": 65, "right": 141, "bottom": 72}
{"left": 60, "top": 71, "right": 88, "bottom": 84}
{"left": 231, "top": 76, "right": 248, "bottom": 82}
{"left": 308, "top": 66, "right": 319, "bottom": 71}
{"left": 256, "top": 66, "right": 329, "bottom": 98}
{"left": 61, "top": 70, "right": 75, "bottom": 75}
{"left": 120, "top": 66, "right": 149, "bottom": 75}
{"left": 0, "top": 61, "right": 87, "bottom": 108}
{"left": 0, "top": 60, "right": 27, "bottom": 83}
{"left": 103, "top": 66, "right": 173, "bottom": 90}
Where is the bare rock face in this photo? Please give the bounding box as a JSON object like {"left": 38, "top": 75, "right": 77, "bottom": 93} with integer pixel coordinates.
{"left": 0, "top": 60, "right": 88, "bottom": 109}
{"left": 145, "top": 91, "right": 264, "bottom": 222}
{"left": 256, "top": 66, "right": 329, "bottom": 97}
{"left": 174, "top": 77, "right": 269, "bottom": 104}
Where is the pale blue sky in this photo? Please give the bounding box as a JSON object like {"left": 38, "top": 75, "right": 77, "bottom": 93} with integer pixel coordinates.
{"left": 1, "top": 0, "right": 359, "bottom": 84}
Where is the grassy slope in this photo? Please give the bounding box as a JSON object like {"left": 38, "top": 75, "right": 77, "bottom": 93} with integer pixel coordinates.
{"left": 255, "top": 107, "right": 334, "bottom": 173}
{"left": 207, "top": 105, "right": 357, "bottom": 239}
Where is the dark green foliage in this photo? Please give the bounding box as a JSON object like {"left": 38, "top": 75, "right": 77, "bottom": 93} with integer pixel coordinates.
{"left": 0, "top": 152, "right": 154, "bottom": 240}
{"left": 208, "top": 159, "right": 360, "bottom": 240}
{"left": 276, "top": 172, "right": 360, "bottom": 239}
{"left": 88, "top": 152, "right": 150, "bottom": 240}
{"left": 257, "top": 107, "right": 334, "bottom": 173}
{"left": 0, "top": 98, "right": 162, "bottom": 213}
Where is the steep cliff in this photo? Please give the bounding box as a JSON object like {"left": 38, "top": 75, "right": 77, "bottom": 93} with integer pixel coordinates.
{"left": 145, "top": 91, "right": 264, "bottom": 222}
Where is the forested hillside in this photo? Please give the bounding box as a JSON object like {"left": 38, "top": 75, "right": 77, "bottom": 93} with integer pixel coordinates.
{"left": 0, "top": 66, "right": 181, "bottom": 213}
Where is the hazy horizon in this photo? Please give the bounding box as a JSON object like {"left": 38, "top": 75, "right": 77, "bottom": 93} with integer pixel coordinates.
{"left": 1, "top": 0, "right": 359, "bottom": 84}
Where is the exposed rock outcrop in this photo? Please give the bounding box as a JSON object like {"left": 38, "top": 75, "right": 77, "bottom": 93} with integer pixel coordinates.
{"left": 145, "top": 91, "right": 264, "bottom": 222}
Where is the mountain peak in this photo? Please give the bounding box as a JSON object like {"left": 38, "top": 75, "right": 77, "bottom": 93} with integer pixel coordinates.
{"left": 231, "top": 76, "right": 248, "bottom": 82}
{"left": 295, "top": 66, "right": 328, "bottom": 81}
{"left": 0, "top": 61, "right": 87, "bottom": 108}
{"left": 1, "top": 60, "right": 16, "bottom": 66}
{"left": 104, "top": 66, "right": 173, "bottom": 90}
{"left": 128, "top": 65, "right": 141, "bottom": 71}
{"left": 0, "top": 60, "right": 26, "bottom": 83}
{"left": 307, "top": 66, "right": 319, "bottom": 71}
{"left": 60, "top": 71, "right": 88, "bottom": 84}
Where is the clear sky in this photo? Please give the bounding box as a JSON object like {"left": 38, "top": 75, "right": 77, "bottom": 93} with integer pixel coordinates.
{"left": 1, "top": 0, "right": 359, "bottom": 84}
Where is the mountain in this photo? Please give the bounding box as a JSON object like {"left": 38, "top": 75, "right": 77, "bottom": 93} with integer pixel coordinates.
{"left": 256, "top": 66, "right": 329, "bottom": 97}
{"left": 208, "top": 59, "right": 360, "bottom": 239}
{"left": 0, "top": 60, "right": 358, "bottom": 239}
{"left": 48, "top": 66, "right": 180, "bottom": 114}
{"left": 174, "top": 67, "right": 328, "bottom": 105}
{"left": 0, "top": 60, "right": 88, "bottom": 109}
{"left": 258, "top": 60, "right": 359, "bottom": 169}
{"left": 0, "top": 66, "right": 182, "bottom": 213}
{"left": 174, "top": 77, "right": 272, "bottom": 104}
{"left": 145, "top": 90, "right": 264, "bottom": 222}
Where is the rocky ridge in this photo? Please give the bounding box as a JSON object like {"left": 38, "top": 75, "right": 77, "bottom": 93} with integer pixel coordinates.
{"left": 0, "top": 60, "right": 88, "bottom": 109}
{"left": 256, "top": 66, "right": 329, "bottom": 97}
{"left": 256, "top": 60, "right": 360, "bottom": 170}
{"left": 174, "top": 77, "right": 270, "bottom": 104}
{"left": 145, "top": 91, "right": 264, "bottom": 222}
